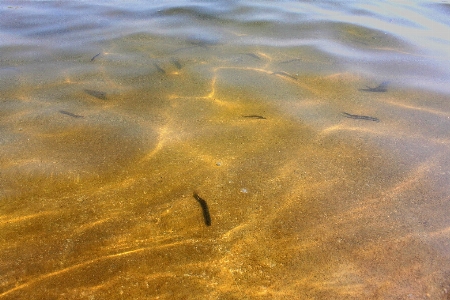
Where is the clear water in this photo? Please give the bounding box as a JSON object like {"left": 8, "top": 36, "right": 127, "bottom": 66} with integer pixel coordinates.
{"left": 1, "top": 1, "right": 450, "bottom": 299}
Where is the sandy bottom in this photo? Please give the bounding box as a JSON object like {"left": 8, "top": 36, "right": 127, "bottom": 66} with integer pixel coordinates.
{"left": 1, "top": 36, "right": 450, "bottom": 299}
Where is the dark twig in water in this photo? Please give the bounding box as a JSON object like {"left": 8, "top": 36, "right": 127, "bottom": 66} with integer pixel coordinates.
{"left": 90, "top": 53, "right": 101, "bottom": 62}
{"left": 59, "top": 110, "right": 84, "bottom": 118}
{"left": 242, "top": 115, "right": 266, "bottom": 119}
{"left": 359, "top": 81, "right": 389, "bottom": 92}
{"left": 193, "top": 192, "right": 211, "bottom": 226}
{"left": 342, "top": 112, "right": 379, "bottom": 122}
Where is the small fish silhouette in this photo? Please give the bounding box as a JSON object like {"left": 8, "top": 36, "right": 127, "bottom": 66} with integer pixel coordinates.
{"left": 59, "top": 110, "right": 84, "bottom": 118}
{"left": 90, "top": 53, "right": 101, "bottom": 62}
{"left": 359, "top": 81, "right": 389, "bottom": 92}
{"left": 272, "top": 71, "right": 297, "bottom": 80}
{"left": 242, "top": 115, "right": 266, "bottom": 119}
{"left": 342, "top": 112, "right": 379, "bottom": 122}
{"left": 193, "top": 192, "right": 211, "bottom": 226}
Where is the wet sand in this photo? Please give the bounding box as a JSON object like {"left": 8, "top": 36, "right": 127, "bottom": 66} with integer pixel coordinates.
{"left": 1, "top": 1, "right": 450, "bottom": 299}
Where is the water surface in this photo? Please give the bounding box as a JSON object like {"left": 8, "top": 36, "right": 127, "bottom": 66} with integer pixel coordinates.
{"left": 1, "top": 1, "right": 450, "bottom": 299}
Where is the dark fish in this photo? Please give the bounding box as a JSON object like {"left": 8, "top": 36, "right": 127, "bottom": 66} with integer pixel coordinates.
{"left": 172, "top": 45, "right": 199, "bottom": 53}
{"left": 272, "top": 71, "right": 297, "bottom": 80}
{"left": 242, "top": 53, "right": 261, "bottom": 60}
{"left": 172, "top": 38, "right": 218, "bottom": 53}
{"left": 342, "top": 112, "right": 379, "bottom": 122}
{"left": 279, "top": 58, "right": 302, "bottom": 64}
{"left": 171, "top": 58, "right": 182, "bottom": 69}
{"left": 59, "top": 110, "right": 84, "bottom": 118}
{"left": 193, "top": 192, "right": 211, "bottom": 226}
{"left": 154, "top": 63, "right": 166, "bottom": 74}
{"left": 84, "top": 89, "right": 107, "bottom": 100}
{"left": 359, "top": 81, "right": 389, "bottom": 92}
{"left": 187, "top": 37, "right": 218, "bottom": 48}
{"left": 90, "top": 53, "right": 101, "bottom": 62}
{"left": 242, "top": 115, "right": 266, "bottom": 119}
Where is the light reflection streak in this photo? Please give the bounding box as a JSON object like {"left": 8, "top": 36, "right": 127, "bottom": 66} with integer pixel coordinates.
{"left": 0, "top": 238, "right": 205, "bottom": 298}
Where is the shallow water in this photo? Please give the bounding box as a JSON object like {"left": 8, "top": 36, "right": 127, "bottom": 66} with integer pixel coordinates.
{"left": 1, "top": 1, "right": 450, "bottom": 299}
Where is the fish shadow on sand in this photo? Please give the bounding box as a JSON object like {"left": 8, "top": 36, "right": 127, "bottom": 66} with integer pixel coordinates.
{"left": 153, "top": 63, "right": 166, "bottom": 74}
{"left": 84, "top": 89, "right": 107, "bottom": 100}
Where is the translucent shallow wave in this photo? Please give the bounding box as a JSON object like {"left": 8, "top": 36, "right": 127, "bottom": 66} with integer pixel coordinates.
{"left": 1, "top": 0, "right": 449, "bottom": 92}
